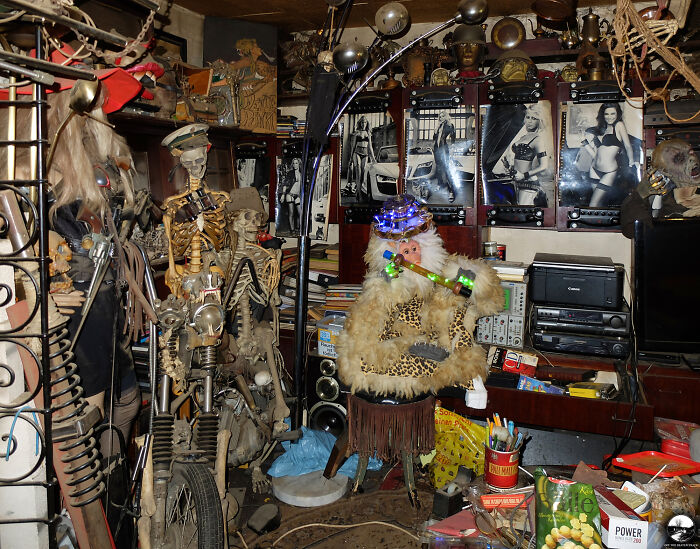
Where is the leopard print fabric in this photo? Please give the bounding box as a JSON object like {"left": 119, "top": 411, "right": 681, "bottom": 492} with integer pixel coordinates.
{"left": 379, "top": 296, "right": 423, "bottom": 341}
{"left": 361, "top": 354, "right": 438, "bottom": 377}
{"left": 450, "top": 306, "right": 473, "bottom": 349}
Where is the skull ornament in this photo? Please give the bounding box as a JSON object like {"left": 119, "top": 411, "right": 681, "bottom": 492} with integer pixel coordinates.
{"left": 232, "top": 208, "right": 263, "bottom": 244}
{"left": 180, "top": 146, "right": 208, "bottom": 180}
{"left": 48, "top": 230, "right": 72, "bottom": 277}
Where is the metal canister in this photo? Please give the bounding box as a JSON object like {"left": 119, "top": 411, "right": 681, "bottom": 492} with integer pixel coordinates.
{"left": 497, "top": 244, "right": 507, "bottom": 261}
{"left": 483, "top": 241, "right": 498, "bottom": 259}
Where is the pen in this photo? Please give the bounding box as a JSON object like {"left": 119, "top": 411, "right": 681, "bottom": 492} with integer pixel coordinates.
{"left": 508, "top": 420, "right": 514, "bottom": 437}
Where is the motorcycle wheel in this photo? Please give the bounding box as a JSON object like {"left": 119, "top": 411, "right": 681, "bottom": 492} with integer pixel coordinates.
{"left": 164, "top": 462, "right": 224, "bottom": 549}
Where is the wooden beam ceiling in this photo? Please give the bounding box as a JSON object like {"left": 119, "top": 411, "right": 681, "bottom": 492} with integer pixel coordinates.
{"left": 172, "top": 0, "right": 614, "bottom": 35}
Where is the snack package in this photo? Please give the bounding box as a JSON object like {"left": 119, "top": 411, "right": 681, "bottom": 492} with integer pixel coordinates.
{"left": 535, "top": 467, "right": 603, "bottom": 549}
{"left": 429, "top": 407, "right": 487, "bottom": 489}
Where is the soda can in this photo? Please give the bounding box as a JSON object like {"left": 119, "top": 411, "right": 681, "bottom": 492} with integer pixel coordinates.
{"left": 497, "top": 244, "right": 506, "bottom": 261}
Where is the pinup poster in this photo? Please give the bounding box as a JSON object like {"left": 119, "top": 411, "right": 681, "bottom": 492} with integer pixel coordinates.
{"left": 481, "top": 101, "right": 555, "bottom": 207}
{"left": 404, "top": 105, "right": 476, "bottom": 206}
{"left": 339, "top": 111, "right": 398, "bottom": 206}
{"left": 234, "top": 142, "right": 270, "bottom": 213}
{"left": 559, "top": 100, "right": 643, "bottom": 207}
{"left": 275, "top": 154, "right": 332, "bottom": 240}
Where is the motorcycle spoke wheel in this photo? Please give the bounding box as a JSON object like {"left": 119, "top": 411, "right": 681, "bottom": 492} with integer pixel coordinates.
{"left": 164, "top": 462, "right": 224, "bottom": 549}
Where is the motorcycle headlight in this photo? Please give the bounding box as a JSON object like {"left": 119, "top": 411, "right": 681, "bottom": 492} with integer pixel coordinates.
{"left": 192, "top": 302, "right": 225, "bottom": 337}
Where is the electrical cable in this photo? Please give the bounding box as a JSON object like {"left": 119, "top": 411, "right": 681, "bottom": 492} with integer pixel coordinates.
{"left": 271, "top": 520, "right": 419, "bottom": 547}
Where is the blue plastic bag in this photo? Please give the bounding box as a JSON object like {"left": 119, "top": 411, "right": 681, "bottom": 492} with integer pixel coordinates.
{"left": 267, "top": 426, "right": 382, "bottom": 478}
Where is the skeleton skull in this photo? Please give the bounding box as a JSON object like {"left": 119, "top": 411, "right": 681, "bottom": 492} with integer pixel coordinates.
{"left": 232, "top": 209, "right": 263, "bottom": 243}
{"left": 652, "top": 139, "right": 700, "bottom": 188}
{"left": 48, "top": 230, "right": 72, "bottom": 276}
{"left": 180, "top": 146, "right": 208, "bottom": 180}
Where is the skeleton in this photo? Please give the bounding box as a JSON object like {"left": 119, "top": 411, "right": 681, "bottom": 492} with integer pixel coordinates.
{"left": 161, "top": 127, "right": 230, "bottom": 298}
{"left": 221, "top": 207, "right": 289, "bottom": 492}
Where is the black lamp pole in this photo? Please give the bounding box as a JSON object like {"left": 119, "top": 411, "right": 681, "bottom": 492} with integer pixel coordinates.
{"left": 291, "top": 0, "right": 482, "bottom": 430}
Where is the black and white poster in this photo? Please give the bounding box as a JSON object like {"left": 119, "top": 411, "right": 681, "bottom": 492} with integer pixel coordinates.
{"left": 275, "top": 153, "right": 332, "bottom": 239}
{"left": 481, "top": 101, "right": 555, "bottom": 207}
{"left": 559, "top": 100, "right": 643, "bottom": 207}
{"left": 339, "top": 111, "right": 398, "bottom": 205}
{"left": 309, "top": 154, "right": 333, "bottom": 240}
{"left": 275, "top": 154, "right": 302, "bottom": 236}
{"left": 403, "top": 106, "right": 476, "bottom": 205}
{"left": 235, "top": 142, "right": 270, "bottom": 212}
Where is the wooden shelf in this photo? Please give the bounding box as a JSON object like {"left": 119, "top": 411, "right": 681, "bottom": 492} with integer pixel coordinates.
{"left": 108, "top": 112, "right": 264, "bottom": 140}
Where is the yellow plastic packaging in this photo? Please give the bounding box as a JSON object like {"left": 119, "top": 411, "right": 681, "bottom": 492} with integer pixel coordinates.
{"left": 429, "top": 406, "right": 488, "bottom": 489}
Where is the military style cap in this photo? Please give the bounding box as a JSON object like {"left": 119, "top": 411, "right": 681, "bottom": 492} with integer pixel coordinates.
{"left": 161, "top": 123, "right": 210, "bottom": 155}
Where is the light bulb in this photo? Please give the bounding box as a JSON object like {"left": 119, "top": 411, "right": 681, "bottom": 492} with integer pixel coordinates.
{"left": 375, "top": 2, "right": 410, "bottom": 36}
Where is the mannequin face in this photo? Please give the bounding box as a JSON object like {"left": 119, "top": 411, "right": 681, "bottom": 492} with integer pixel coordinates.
{"left": 398, "top": 239, "right": 421, "bottom": 265}
{"left": 454, "top": 42, "right": 483, "bottom": 71}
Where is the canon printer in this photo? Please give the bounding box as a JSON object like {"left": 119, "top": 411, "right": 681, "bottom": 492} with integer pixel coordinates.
{"left": 529, "top": 253, "right": 624, "bottom": 310}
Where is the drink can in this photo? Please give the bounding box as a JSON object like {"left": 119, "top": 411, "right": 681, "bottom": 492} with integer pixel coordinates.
{"left": 497, "top": 244, "right": 506, "bottom": 261}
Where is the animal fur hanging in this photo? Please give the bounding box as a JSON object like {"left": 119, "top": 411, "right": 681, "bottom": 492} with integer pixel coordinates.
{"left": 0, "top": 84, "right": 135, "bottom": 219}
{"left": 337, "top": 224, "right": 503, "bottom": 399}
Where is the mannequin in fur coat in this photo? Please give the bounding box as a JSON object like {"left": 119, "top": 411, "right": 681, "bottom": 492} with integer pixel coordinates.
{"left": 337, "top": 195, "right": 503, "bottom": 399}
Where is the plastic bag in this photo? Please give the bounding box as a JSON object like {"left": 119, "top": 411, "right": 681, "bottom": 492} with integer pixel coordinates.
{"left": 429, "top": 407, "right": 487, "bottom": 489}
{"left": 267, "top": 426, "right": 382, "bottom": 478}
{"left": 535, "top": 467, "right": 603, "bottom": 549}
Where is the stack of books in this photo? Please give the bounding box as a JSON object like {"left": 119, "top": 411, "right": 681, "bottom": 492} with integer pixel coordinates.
{"left": 323, "top": 284, "right": 362, "bottom": 315}
{"left": 278, "top": 244, "right": 341, "bottom": 326}
{"left": 491, "top": 261, "right": 528, "bottom": 282}
{"left": 276, "top": 115, "right": 306, "bottom": 138}
{"left": 281, "top": 248, "right": 298, "bottom": 276}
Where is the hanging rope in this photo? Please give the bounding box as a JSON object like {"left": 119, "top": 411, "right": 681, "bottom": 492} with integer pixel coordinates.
{"left": 608, "top": 0, "right": 700, "bottom": 122}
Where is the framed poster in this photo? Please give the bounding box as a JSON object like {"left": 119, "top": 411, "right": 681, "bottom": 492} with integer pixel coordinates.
{"left": 559, "top": 100, "right": 643, "bottom": 208}
{"left": 403, "top": 103, "right": 476, "bottom": 205}
{"left": 309, "top": 154, "right": 333, "bottom": 240}
{"left": 339, "top": 110, "right": 398, "bottom": 206}
{"left": 275, "top": 151, "right": 301, "bottom": 237}
{"left": 480, "top": 101, "right": 555, "bottom": 207}
{"left": 234, "top": 141, "right": 270, "bottom": 215}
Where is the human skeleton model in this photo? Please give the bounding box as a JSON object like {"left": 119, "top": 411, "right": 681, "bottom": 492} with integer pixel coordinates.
{"left": 161, "top": 124, "right": 230, "bottom": 298}
{"left": 225, "top": 207, "right": 290, "bottom": 491}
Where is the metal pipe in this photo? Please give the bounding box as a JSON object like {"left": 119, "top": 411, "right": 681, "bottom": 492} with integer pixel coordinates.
{"left": 0, "top": 50, "right": 98, "bottom": 81}
{"left": 203, "top": 374, "right": 213, "bottom": 413}
{"left": 0, "top": 59, "right": 54, "bottom": 85}
{"left": 158, "top": 374, "right": 171, "bottom": 416}
{"left": 0, "top": 0, "right": 129, "bottom": 47}
{"left": 0, "top": 189, "right": 32, "bottom": 258}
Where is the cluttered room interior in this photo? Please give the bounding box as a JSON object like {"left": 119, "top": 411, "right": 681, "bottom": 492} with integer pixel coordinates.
{"left": 1, "top": 0, "right": 700, "bottom": 547}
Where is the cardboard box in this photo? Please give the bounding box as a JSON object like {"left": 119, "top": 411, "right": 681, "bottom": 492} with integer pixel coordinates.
{"left": 316, "top": 315, "right": 345, "bottom": 358}
{"left": 595, "top": 486, "right": 649, "bottom": 549}
{"left": 488, "top": 346, "right": 537, "bottom": 376}
{"left": 517, "top": 374, "right": 566, "bottom": 395}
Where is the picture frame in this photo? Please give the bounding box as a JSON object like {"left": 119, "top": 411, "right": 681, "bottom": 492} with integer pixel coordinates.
{"left": 403, "top": 100, "right": 476, "bottom": 206}
{"left": 152, "top": 29, "right": 188, "bottom": 63}
{"left": 480, "top": 101, "right": 555, "bottom": 208}
{"left": 558, "top": 99, "right": 643, "bottom": 208}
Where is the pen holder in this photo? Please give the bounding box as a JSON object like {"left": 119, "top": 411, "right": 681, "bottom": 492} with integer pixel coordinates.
{"left": 484, "top": 447, "right": 520, "bottom": 490}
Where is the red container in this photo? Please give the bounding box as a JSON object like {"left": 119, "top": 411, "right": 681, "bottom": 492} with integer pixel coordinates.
{"left": 661, "top": 439, "right": 691, "bottom": 460}
{"left": 484, "top": 447, "right": 520, "bottom": 489}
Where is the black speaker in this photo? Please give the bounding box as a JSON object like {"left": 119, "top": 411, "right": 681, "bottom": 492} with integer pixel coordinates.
{"left": 306, "top": 354, "right": 348, "bottom": 438}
